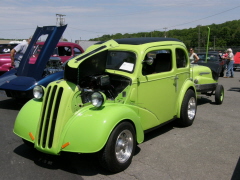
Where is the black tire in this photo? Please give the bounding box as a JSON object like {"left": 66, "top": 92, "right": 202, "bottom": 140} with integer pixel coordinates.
{"left": 233, "top": 68, "right": 236, "bottom": 71}
{"left": 215, "top": 85, "right": 224, "bottom": 105}
{"left": 178, "top": 89, "right": 197, "bottom": 127}
{"left": 98, "top": 122, "right": 136, "bottom": 173}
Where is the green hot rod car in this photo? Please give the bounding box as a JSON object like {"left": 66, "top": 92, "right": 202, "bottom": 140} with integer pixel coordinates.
{"left": 13, "top": 38, "right": 224, "bottom": 172}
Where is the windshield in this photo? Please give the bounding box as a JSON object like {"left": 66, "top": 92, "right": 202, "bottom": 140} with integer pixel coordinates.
{"left": 33, "top": 45, "right": 58, "bottom": 56}
{"left": 106, "top": 51, "right": 136, "bottom": 73}
{"left": 198, "top": 54, "right": 219, "bottom": 61}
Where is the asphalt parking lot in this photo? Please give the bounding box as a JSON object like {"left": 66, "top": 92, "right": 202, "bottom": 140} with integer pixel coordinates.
{"left": 0, "top": 71, "right": 240, "bottom": 180}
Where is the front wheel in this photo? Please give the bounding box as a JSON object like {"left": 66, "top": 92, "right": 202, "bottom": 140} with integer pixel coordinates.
{"left": 215, "top": 85, "right": 224, "bottom": 105}
{"left": 98, "top": 122, "right": 136, "bottom": 173}
{"left": 178, "top": 89, "right": 197, "bottom": 127}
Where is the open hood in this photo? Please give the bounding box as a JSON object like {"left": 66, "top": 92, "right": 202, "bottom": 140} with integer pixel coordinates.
{"left": 64, "top": 40, "right": 119, "bottom": 84}
{"left": 17, "top": 25, "right": 67, "bottom": 80}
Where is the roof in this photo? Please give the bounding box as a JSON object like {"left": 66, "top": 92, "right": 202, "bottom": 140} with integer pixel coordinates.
{"left": 96, "top": 37, "right": 182, "bottom": 45}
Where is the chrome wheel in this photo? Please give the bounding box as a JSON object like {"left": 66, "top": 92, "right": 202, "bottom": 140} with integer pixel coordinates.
{"left": 179, "top": 89, "right": 196, "bottom": 127}
{"left": 115, "top": 129, "right": 134, "bottom": 163}
{"left": 98, "top": 122, "right": 136, "bottom": 172}
{"left": 188, "top": 97, "right": 196, "bottom": 120}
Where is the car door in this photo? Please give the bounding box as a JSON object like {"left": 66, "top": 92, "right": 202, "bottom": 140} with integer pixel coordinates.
{"left": 175, "top": 47, "right": 190, "bottom": 99}
{"left": 137, "top": 48, "right": 177, "bottom": 130}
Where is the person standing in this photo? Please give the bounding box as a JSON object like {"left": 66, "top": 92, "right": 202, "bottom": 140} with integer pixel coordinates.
{"left": 189, "top": 48, "right": 199, "bottom": 63}
{"left": 10, "top": 38, "right": 31, "bottom": 68}
{"left": 224, "top": 48, "right": 234, "bottom": 78}
{"left": 222, "top": 50, "right": 228, "bottom": 70}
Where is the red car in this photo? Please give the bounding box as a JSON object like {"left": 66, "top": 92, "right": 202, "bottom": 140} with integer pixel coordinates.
{"left": 0, "top": 41, "right": 84, "bottom": 73}
{"left": 233, "top": 52, "right": 240, "bottom": 71}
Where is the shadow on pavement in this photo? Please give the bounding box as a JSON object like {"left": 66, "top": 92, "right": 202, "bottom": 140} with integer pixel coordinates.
{"left": 144, "top": 121, "right": 175, "bottom": 142}
{"left": 197, "top": 97, "right": 216, "bottom": 106}
{"left": 228, "top": 87, "right": 240, "bottom": 92}
{"left": 13, "top": 143, "right": 119, "bottom": 177}
{"left": 231, "top": 157, "right": 240, "bottom": 180}
{"left": 0, "top": 98, "right": 26, "bottom": 110}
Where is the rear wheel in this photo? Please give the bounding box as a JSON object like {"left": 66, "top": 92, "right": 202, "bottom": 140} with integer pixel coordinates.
{"left": 98, "top": 122, "right": 136, "bottom": 173}
{"left": 215, "top": 85, "right": 224, "bottom": 105}
{"left": 178, "top": 89, "right": 197, "bottom": 127}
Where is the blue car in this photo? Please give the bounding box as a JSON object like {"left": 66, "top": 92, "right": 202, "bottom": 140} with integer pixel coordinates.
{"left": 0, "top": 25, "right": 72, "bottom": 99}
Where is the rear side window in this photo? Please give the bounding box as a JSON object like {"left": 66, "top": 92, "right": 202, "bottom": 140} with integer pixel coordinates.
{"left": 58, "top": 46, "right": 72, "bottom": 56}
{"left": 142, "top": 50, "right": 172, "bottom": 75}
{"left": 74, "top": 47, "right": 82, "bottom": 56}
{"left": 176, "top": 48, "right": 187, "bottom": 68}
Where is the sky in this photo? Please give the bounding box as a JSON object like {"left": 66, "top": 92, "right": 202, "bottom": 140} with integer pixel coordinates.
{"left": 0, "top": 0, "right": 240, "bottom": 42}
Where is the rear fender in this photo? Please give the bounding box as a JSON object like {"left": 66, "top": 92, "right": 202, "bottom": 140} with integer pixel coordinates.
{"left": 176, "top": 80, "right": 196, "bottom": 118}
{"left": 0, "top": 62, "right": 12, "bottom": 72}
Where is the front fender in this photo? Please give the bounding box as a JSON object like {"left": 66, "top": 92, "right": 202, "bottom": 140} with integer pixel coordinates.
{"left": 13, "top": 99, "right": 42, "bottom": 142}
{"left": 61, "top": 104, "right": 144, "bottom": 153}
{"left": 176, "top": 80, "right": 196, "bottom": 118}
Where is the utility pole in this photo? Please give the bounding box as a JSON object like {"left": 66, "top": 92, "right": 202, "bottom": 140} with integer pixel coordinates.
{"left": 56, "top": 14, "right": 66, "bottom": 26}
{"left": 163, "top": 27, "right": 167, "bottom": 38}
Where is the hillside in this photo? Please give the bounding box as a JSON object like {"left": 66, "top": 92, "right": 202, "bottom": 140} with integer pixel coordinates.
{"left": 90, "top": 19, "right": 240, "bottom": 51}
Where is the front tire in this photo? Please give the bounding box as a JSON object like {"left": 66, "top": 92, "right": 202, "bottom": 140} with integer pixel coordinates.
{"left": 98, "top": 122, "right": 136, "bottom": 173}
{"left": 215, "top": 85, "right": 224, "bottom": 105}
{"left": 178, "top": 89, "right": 197, "bottom": 127}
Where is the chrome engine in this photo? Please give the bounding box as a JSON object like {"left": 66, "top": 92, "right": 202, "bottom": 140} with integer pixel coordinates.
{"left": 43, "top": 57, "right": 63, "bottom": 77}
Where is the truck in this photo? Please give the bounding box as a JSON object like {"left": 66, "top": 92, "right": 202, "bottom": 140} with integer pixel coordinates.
{"left": 13, "top": 37, "right": 224, "bottom": 173}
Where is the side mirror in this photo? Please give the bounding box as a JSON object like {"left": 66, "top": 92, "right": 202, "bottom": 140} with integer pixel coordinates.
{"left": 142, "top": 57, "right": 154, "bottom": 65}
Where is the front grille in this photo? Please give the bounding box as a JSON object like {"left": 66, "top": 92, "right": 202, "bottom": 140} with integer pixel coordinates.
{"left": 37, "top": 85, "right": 63, "bottom": 148}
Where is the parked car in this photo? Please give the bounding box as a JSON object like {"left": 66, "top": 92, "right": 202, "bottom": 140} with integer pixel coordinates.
{"left": 13, "top": 37, "right": 224, "bottom": 173}
{"left": 233, "top": 52, "right": 240, "bottom": 71}
{"left": 0, "top": 25, "right": 84, "bottom": 99}
{"left": 196, "top": 51, "right": 226, "bottom": 77}
{"left": 0, "top": 38, "right": 83, "bottom": 73}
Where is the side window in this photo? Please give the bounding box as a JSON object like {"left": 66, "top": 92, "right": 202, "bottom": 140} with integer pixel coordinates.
{"left": 74, "top": 47, "right": 82, "bottom": 56}
{"left": 176, "top": 48, "right": 187, "bottom": 68}
{"left": 142, "top": 50, "right": 172, "bottom": 75}
{"left": 58, "top": 46, "right": 72, "bottom": 56}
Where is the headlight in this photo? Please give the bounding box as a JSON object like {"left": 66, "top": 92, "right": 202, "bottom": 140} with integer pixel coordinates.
{"left": 91, "top": 92, "right": 106, "bottom": 107}
{"left": 194, "top": 79, "right": 199, "bottom": 84}
{"left": 33, "top": 85, "right": 44, "bottom": 99}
